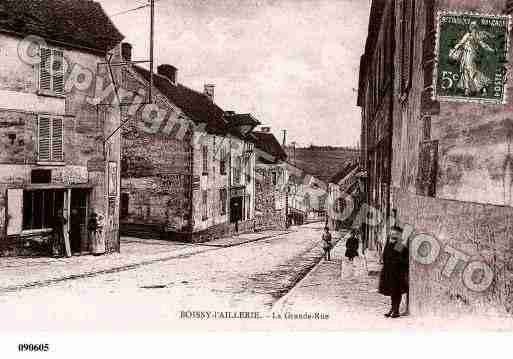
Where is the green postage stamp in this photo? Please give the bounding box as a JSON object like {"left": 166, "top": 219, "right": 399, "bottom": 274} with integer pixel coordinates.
{"left": 434, "top": 11, "right": 511, "bottom": 104}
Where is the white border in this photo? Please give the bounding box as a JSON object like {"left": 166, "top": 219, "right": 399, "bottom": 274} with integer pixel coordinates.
{"left": 433, "top": 10, "right": 512, "bottom": 105}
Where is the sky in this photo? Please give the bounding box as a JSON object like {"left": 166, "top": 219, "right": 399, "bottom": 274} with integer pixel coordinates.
{"left": 97, "top": 0, "right": 371, "bottom": 147}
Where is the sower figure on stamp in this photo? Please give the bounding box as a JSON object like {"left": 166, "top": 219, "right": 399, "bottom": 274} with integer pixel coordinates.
{"left": 322, "top": 226, "right": 333, "bottom": 261}
{"left": 379, "top": 225, "right": 409, "bottom": 318}
{"left": 449, "top": 20, "right": 495, "bottom": 96}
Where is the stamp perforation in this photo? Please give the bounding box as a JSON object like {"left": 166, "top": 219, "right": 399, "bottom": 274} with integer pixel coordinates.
{"left": 432, "top": 10, "right": 511, "bottom": 105}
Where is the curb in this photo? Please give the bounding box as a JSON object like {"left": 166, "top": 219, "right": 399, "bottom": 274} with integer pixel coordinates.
{"left": 0, "top": 230, "right": 293, "bottom": 294}
{"left": 271, "top": 231, "right": 351, "bottom": 312}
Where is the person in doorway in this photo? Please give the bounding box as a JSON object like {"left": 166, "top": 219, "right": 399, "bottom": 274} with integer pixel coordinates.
{"left": 345, "top": 229, "right": 359, "bottom": 262}
{"left": 51, "top": 209, "right": 67, "bottom": 257}
{"left": 69, "top": 208, "right": 81, "bottom": 254}
{"left": 89, "top": 211, "right": 106, "bottom": 255}
{"left": 322, "top": 226, "right": 333, "bottom": 261}
{"left": 379, "top": 225, "right": 409, "bottom": 318}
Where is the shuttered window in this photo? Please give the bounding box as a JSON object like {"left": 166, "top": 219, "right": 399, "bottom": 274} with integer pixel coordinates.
{"left": 38, "top": 116, "right": 64, "bottom": 162}
{"left": 39, "top": 47, "right": 64, "bottom": 94}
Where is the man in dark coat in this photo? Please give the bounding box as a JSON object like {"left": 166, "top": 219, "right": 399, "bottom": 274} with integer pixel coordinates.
{"left": 345, "top": 229, "right": 359, "bottom": 261}
{"left": 379, "top": 225, "right": 409, "bottom": 318}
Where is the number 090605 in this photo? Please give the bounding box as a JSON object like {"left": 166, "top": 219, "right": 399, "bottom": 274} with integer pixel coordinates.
{"left": 18, "top": 344, "right": 49, "bottom": 352}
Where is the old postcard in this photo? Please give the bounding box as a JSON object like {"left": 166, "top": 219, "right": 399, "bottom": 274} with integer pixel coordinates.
{"left": 1, "top": 0, "right": 513, "bottom": 355}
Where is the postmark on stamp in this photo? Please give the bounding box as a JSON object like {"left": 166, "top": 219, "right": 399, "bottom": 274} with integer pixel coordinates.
{"left": 434, "top": 11, "right": 510, "bottom": 104}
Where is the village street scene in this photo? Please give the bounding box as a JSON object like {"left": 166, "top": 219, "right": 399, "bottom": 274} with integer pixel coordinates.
{"left": 1, "top": 0, "right": 513, "bottom": 336}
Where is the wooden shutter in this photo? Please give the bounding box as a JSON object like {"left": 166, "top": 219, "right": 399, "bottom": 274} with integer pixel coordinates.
{"left": 39, "top": 47, "right": 52, "bottom": 91}
{"left": 7, "top": 188, "right": 23, "bottom": 235}
{"left": 51, "top": 117, "right": 63, "bottom": 161}
{"left": 38, "top": 116, "right": 51, "bottom": 161}
{"left": 52, "top": 49, "right": 64, "bottom": 94}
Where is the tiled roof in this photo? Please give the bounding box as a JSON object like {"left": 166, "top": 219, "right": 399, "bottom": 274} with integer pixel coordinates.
{"left": 252, "top": 132, "right": 287, "bottom": 162}
{"left": 133, "top": 65, "right": 228, "bottom": 134}
{"left": 226, "top": 113, "right": 260, "bottom": 127}
{"left": 225, "top": 113, "right": 260, "bottom": 138}
{"left": 329, "top": 162, "right": 359, "bottom": 184}
{"left": 0, "top": 0, "right": 123, "bottom": 53}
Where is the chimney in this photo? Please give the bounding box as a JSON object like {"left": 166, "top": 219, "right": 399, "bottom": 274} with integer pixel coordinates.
{"left": 121, "top": 42, "right": 132, "bottom": 62}
{"left": 260, "top": 127, "right": 271, "bottom": 133}
{"left": 204, "top": 84, "right": 215, "bottom": 102}
{"left": 157, "top": 64, "right": 178, "bottom": 85}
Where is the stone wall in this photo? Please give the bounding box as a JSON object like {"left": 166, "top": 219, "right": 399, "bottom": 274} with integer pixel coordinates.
{"left": 254, "top": 166, "right": 287, "bottom": 231}
{"left": 120, "top": 67, "right": 193, "bottom": 235}
{"left": 0, "top": 33, "right": 122, "bottom": 256}
{"left": 393, "top": 188, "right": 513, "bottom": 315}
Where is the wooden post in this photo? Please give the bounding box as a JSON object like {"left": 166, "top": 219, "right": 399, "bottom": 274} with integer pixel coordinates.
{"left": 63, "top": 188, "right": 72, "bottom": 257}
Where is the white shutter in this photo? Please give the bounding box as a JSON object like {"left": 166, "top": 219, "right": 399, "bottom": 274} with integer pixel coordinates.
{"left": 51, "top": 117, "right": 63, "bottom": 161}
{"left": 38, "top": 116, "right": 51, "bottom": 161}
{"left": 7, "top": 189, "right": 23, "bottom": 235}
{"left": 52, "top": 49, "right": 64, "bottom": 94}
{"left": 39, "top": 47, "right": 52, "bottom": 91}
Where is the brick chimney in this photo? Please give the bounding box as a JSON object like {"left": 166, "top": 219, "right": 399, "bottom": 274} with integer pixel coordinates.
{"left": 204, "top": 84, "right": 215, "bottom": 102}
{"left": 157, "top": 64, "right": 178, "bottom": 85}
{"left": 121, "top": 42, "right": 132, "bottom": 62}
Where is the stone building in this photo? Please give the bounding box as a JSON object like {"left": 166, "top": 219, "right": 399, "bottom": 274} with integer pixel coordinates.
{"left": 119, "top": 50, "right": 258, "bottom": 242}
{"left": 251, "top": 128, "right": 288, "bottom": 231}
{"left": 360, "top": 0, "right": 513, "bottom": 315}
{"left": 0, "top": 0, "right": 123, "bottom": 256}
{"left": 357, "top": 0, "right": 396, "bottom": 252}
{"left": 327, "top": 162, "right": 362, "bottom": 231}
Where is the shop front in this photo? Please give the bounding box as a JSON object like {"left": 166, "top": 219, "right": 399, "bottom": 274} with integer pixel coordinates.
{"left": 6, "top": 184, "right": 94, "bottom": 256}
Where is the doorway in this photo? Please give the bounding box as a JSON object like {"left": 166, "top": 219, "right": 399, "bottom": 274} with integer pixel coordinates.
{"left": 69, "top": 189, "right": 89, "bottom": 254}
{"left": 230, "top": 196, "right": 242, "bottom": 223}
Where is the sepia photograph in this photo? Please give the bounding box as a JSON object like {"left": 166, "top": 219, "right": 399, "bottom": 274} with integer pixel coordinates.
{"left": 0, "top": 0, "right": 513, "bottom": 356}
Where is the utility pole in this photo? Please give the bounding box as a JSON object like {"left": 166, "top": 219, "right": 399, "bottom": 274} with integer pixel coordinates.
{"left": 282, "top": 129, "right": 287, "bottom": 147}
{"left": 291, "top": 141, "right": 296, "bottom": 165}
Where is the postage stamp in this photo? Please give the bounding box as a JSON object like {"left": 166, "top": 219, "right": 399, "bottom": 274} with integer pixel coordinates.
{"left": 434, "top": 11, "right": 511, "bottom": 104}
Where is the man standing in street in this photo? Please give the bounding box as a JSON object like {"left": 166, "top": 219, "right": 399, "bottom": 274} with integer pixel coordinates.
{"left": 379, "top": 225, "right": 409, "bottom": 318}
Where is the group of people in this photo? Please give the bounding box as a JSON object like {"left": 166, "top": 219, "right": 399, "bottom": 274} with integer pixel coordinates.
{"left": 50, "top": 210, "right": 106, "bottom": 257}
{"left": 321, "top": 224, "right": 409, "bottom": 319}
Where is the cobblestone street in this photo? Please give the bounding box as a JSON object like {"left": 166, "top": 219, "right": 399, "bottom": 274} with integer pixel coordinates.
{"left": 0, "top": 222, "right": 346, "bottom": 331}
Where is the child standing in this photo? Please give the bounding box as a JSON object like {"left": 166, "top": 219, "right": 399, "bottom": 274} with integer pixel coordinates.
{"left": 322, "top": 227, "right": 333, "bottom": 261}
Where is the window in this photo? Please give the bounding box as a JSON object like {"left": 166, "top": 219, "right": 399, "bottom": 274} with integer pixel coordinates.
{"left": 272, "top": 171, "right": 277, "bottom": 185}
{"left": 220, "top": 147, "right": 226, "bottom": 175}
{"left": 38, "top": 116, "right": 63, "bottom": 162}
{"left": 400, "top": 0, "right": 415, "bottom": 95}
{"left": 245, "top": 157, "right": 251, "bottom": 183}
{"left": 246, "top": 195, "right": 251, "bottom": 220}
{"left": 39, "top": 47, "right": 64, "bottom": 95}
{"left": 202, "top": 190, "right": 208, "bottom": 220}
{"left": 23, "top": 190, "right": 64, "bottom": 230}
{"left": 234, "top": 156, "right": 242, "bottom": 184}
{"left": 219, "top": 188, "right": 227, "bottom": 215}
{"left": 202, "top": 145, "right": 208, "bottom": 175}
{"left": 121, "top": 193, "right": 129, "bottom": 219}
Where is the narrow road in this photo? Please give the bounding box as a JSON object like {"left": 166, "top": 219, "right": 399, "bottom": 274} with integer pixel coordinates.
{"left": 0, "top": 222, "right": 336, "bottom": 331}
